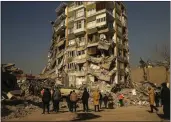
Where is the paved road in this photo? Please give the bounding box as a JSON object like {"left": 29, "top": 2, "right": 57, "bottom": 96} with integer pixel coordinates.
{"left": 8, "top": 106, "right": 169, "bottom": 121}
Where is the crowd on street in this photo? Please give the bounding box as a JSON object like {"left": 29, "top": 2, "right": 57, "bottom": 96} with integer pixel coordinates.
{"left": 40, "top": 82, "right": 170, "bottom": 119}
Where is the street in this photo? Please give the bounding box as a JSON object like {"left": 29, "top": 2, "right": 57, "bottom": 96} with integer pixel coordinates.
{"left": 7, "top": 106, "right": 169, "bottom": 121}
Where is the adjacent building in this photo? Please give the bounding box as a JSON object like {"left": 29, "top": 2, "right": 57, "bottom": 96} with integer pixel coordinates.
{"left": 43, "top": 1, "right": 130, "bottom": 88}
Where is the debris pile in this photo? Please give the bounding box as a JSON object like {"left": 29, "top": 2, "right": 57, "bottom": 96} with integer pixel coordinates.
{"left": 2, "top": 96, "right": 40, "bottom": 120}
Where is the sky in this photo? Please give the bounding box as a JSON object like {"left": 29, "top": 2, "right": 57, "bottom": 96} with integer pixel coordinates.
{"left": 1, "top": 1, "right": 170, "bottom": 75}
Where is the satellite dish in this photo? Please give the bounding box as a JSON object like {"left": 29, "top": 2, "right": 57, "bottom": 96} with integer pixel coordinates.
{"left": 100, "top": 34, "right": 106, "bottom": 40}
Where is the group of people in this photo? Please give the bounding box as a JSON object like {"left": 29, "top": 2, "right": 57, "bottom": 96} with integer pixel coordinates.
{"left": 148, "top": 82, "right": 170, "bottom": 119}
{"left": 40, "top": 82, "right": 170, "bottom": 119}
{"left": 41, "top": 87, "right": 111, "bottom": 114}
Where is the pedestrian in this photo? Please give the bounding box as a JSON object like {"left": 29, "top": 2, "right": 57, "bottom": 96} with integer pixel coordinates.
{"left": 70, "top": 90, "right": 78, "bottom": 112}
{"left": 81, "top": 88, "right": 89, "bottom": 112}
{"left": 148, "top": 87, "right": 159, "bottom": 113}
{"left": 52, "top": 87, "right": 61, "bottom": 113}
{"left": 66, "top": 91, "right": 72, "bottom": 112}
{"left": 118, "top": 94, "right": 124, "bottom": 107}
{"left": 93, "top": 89, "right": 100, "bottom": 112}
{"left": 103, "top": 94, "right": 108, "bottom": 109}
{"left": 99, "top": 92, "right": 103, "bottom": 109}
{"left": 42, "top": 88, "right": 51, "bottom": 114}
{"left": 41, "top": 88, "right": 45, "bottom": 96}
{"left": 161, "top": 82, "right": 170, "bottom": 118}
{"left": 155, "top": 91, "right": 160, "bottom": 107}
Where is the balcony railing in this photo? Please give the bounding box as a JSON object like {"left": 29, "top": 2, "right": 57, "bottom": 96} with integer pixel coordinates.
{"left": 54, "top": 13, "right": 66, "bottom": 26}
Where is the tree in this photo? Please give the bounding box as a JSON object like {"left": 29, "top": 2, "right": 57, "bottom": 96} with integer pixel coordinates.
{"left": 152, "top": 44, "right": 170, "bottom": 82}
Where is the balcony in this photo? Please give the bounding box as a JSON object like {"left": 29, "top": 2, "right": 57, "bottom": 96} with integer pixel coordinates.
{"left": 75, "top": 71, "right": 86, "bottom": 77}
{"left": 115, "top": 3, "right": 122, "bottom": 13}
{"left": 54, "top": 21, "right": 65, "bottom": 34}
{"left": 55, "top": 2, "right": 67, "bottom": 14}
{"left": 73, "top": 4, "right": 85, "bottom": 11}
{"left": 54, "top": 13, "right": 66, "bottom": 26}
{"left": 74, "top": 28, "right": 86, "bottom": 35}
{"left": 55, "top": 38, "right": 65, "bottom": 47}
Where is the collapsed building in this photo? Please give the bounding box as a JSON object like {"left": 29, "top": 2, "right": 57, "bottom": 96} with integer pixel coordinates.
{"left": 42, "top": 2, "right": 130, "bottom": 89}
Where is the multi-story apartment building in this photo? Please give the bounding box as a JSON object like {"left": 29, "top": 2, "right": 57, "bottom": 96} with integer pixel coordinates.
{"left": 43, "top": 1, "right": 130, "bottom": 88}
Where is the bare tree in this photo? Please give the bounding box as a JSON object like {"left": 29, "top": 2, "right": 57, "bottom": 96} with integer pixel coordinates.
{"left": 152, "top": 44, "right": 170, "bottom": 82}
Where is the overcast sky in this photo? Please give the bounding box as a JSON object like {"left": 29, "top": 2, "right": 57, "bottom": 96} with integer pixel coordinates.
{"left": 1, "top": 1, "right": 170, "bottom": 75}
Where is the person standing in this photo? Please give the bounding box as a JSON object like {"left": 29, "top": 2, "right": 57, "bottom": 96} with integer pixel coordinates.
{"left": 148, "top": 87, "right": 159, "bottom": 113}
{"left": 155, "top": 91, "right": 160, "bottom": 107}
{"left": 161, "top": 82, "right": 170, "bottom": 118}
{"left": 70, "top": 90, "right": 78, "bottom": 112}
{"left": 93, "top": 89, "right": 100, "bottom": 112}
{"left": 42, "top": 88, "right": 51, "bottom": 114}
{"left": 81, "top": 88, "right": 89, "bottom": 112}
{"left": 118, "top": 94, "right": 124, "bottom": 107}
{"left": 52, "top": 87, "right": 61, "bottom": 113}
{"left": 66, "top": 91, "right": 72, "bottom": 112}
{"left": 99, "top": 92, "right": 103, "bottom": 109}
{"left": 103, "top": 94, "right": 108, "bottom": 109}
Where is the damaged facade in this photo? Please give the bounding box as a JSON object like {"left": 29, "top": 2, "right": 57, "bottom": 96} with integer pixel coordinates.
{"left": 42, "top": 2, "right": 130, "bottom": 89}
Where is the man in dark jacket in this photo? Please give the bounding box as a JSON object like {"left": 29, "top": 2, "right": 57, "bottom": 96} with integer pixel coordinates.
{"left": 52, "top": 87, "right": 61, "bottom": 113}
{"left": 161, "top": 82, "right": 170, "bottom": 118}
{"left": 66, "top": 91, "right": 72, "bottom": 112}
{"left": 103, "top": 94, "right": 108, "bottom": 109}
{"left": 99, "top": 92, "right": 103, "bottom": 109}
{"left": 81, "top": 88, "right": 89, "bottom": 112}
{"left": 42, "top": 88, "right": 51, "bottom": 114}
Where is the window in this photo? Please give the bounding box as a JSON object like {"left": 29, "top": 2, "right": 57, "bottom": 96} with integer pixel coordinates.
{"left": 76, "top": 9, "right": 84, "bottom": 18}
{"left": 96, "top": 17, "right": 106, "bottom": 23}
{"left": 76, "top": 20, "right": 82, "bottom": 29}
{"left": 68, "top": 17, "right": 74, "bottom": 22}
{"left": 87, "top": 9, "right": 96, "bottom": 16}
{"left": 68, "top": 28, "right": 73, "bottom": 34}
{"left": 76, "top": 2, "right": 83, "bottom": 6}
